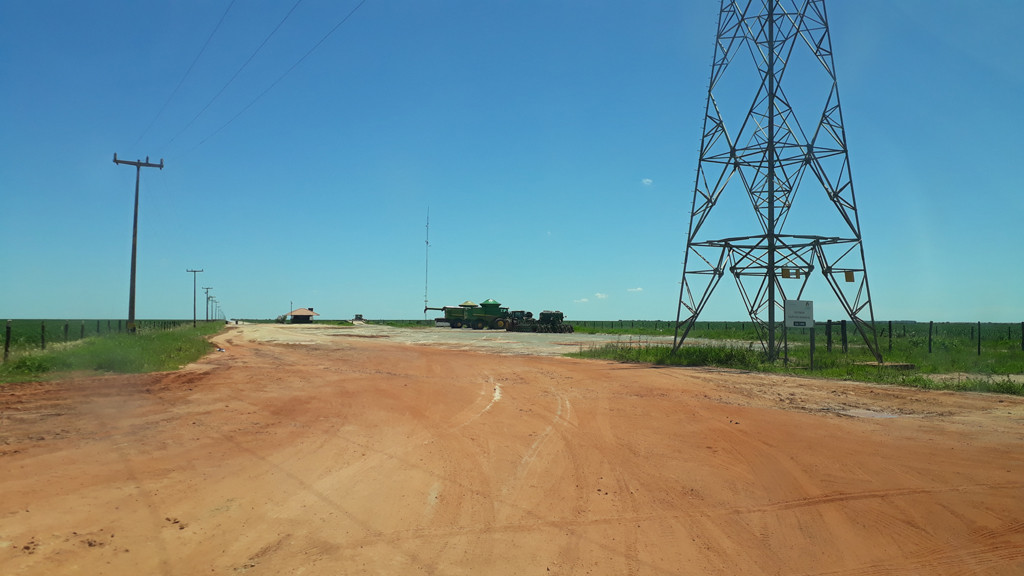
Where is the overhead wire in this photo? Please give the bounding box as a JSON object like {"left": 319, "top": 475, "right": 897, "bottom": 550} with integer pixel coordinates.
{"left": 163, "top": 0, "right": 307, "bottom": 149}
{"left": 135, "top": 0, "right": 238, "bottom": 147}
{"left": 194, "top": 0, "right": 370, "bottom": 149}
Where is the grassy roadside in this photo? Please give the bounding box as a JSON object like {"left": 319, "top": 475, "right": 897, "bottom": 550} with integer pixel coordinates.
{"left": 0, "top": 322, "right": 225, "bottom": 383}
{"left": 568, "top": 340, "right": 1024, "bottom": 396}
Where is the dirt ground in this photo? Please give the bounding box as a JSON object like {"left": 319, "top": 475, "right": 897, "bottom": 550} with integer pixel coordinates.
{"left": 2, "top": 323, "right": 1023, "bottom": 575}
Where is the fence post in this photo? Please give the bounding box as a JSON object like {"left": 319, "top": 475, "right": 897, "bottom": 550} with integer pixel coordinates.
{"left": 977, "top": 321, "right": 981, "bottom": 356}
{"left": 826, "top": 320, "right": 833, "bottom": 352}
{"left": 41, "top": 321, "right": 46, "bottom": 351}
{"left": 64, "top": 321, "right": 69, "bottom": 342}
{"left": 928, "top": 321, "right": 933, "bottom": 353}
{"left": 810, "top": 326, "right": 815, "bottom": 370}
{"left": 841, "top": 320, "right": 848, "bottom": 353}
{"left": 3, "top": 320, "right": 10, "bottom": 362}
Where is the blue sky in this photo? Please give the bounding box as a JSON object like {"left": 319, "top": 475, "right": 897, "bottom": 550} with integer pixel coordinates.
{"left": 2, "top": 1, "right": 1022, "bottom": 322}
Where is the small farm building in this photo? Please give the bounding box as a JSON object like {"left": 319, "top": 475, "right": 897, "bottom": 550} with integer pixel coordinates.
{"left": 288, "top": 307, "right": 320, "bottom": 324}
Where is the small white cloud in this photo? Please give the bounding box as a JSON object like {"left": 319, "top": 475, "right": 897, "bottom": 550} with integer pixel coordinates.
{"left": 594, "top": 292, "right": 608, "bottom": 299}
{"left": 627, "top": 287, "right": 643, "bottom": 293}
{"left": 641, "top": 178, "right": 653, "bottom": 186}
{"left": 574, "top": 298, "right": 590, "bottom": 304}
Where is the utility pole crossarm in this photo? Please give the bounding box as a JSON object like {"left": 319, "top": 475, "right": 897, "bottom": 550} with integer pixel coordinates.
{"left": 113, "top": 153, "right": 164, "bottom": 170}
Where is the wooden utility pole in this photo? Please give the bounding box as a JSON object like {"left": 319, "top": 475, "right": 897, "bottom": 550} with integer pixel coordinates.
{"left": 187, "top": 269, "right": 204, "bottom": 327}
{"left": 203, "top": 287, "right": 213, "bottom": 322}
{"left": 113, "top": 153, "right": 163, "bottom": 333}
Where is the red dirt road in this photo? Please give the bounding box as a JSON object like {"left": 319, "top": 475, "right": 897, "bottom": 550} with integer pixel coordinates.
{"left": 2, "top": 323, "right": 1023, "bottom": 575}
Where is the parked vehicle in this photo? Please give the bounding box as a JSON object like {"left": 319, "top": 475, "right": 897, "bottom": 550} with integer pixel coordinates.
{"left": 425, "top": 299, "right": 509, "bottom": 330}
{"left": 426, "top": 299, "right": 572, "bottom": 332}
{"left": 507, "top": 310, "right": 574, "bottom": 333}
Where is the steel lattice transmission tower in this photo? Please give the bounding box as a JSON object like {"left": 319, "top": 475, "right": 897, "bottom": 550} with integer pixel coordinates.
{"left": 673, "top": 0, "right": 881, "bottom": 362}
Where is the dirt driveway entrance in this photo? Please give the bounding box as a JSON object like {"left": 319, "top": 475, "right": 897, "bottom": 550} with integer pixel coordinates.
{"left": 2, "top": 323, "right": 1022, "bottom": 574}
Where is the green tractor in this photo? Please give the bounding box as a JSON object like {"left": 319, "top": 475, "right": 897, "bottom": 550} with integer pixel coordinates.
{"left": 426, "top": 299, "right": 511, "bottom": 330}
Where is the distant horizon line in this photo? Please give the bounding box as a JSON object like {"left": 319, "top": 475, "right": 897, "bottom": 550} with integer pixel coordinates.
{"left": 4, "top": 317, "right": 1019, "bottom": 324}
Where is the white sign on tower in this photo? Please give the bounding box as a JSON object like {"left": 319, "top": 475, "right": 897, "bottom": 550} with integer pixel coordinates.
{"left": 784, "top": 300, "right": 814, "bottom": 328}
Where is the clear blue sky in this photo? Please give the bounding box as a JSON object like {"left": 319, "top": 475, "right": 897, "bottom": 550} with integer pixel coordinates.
{"left": 2, "top": 1, "right": 1022, "bottom": 322}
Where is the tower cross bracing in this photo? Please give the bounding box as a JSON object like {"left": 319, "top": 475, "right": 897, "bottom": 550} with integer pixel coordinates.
{"left": 673, "top": 0, "right": 881, "bottom": 362}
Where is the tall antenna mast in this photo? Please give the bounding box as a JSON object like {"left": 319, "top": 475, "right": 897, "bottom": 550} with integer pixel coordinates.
{"left": 424, "top": 207, "right": 430, "bottom": 318}
{"left": 672, "top": 0, "right": 881, "bottom": 362}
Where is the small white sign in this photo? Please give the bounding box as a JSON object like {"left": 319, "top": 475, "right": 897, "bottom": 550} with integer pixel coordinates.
{"left": 785, "top": 300, "right": 813, "bottom": 328}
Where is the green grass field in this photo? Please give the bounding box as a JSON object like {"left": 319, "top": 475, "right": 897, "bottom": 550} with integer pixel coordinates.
{"left": 567, "top": 320, "right": 1024, "bottom": 396}
{"left": 0, "top": 321, "right": 223, "bottom": 383}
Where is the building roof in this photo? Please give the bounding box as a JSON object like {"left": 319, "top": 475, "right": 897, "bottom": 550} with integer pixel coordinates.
{"left": 288, "top": 308, "right": 320, "bottom": 317}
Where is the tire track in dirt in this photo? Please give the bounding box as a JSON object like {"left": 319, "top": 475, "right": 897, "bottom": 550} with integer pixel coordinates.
{"left": 169, "top": 336, "right": 494, "bottom": 573}
{"left": 802, "top": 519, "right": 1024, "bottom": 575}
{"left": 452, "top": 373, "right": 502, "bottom": 429}
{"left": 716, "top": 416, "right": 843, "bottom": 568}
{"left": 704, "top": 408, "right": 1024, "bottom": 573}
{"left": 591, "top": 392, "right": 642, "bottom": 575}
{"left": 423, "top": 416, "right": 500, "bottom": 570}
{"left": 730, "top": 482, "right": 1024, "bottom": 516}
{"left": 313, "top": 357, "right": 508, "bottom": 572}
{"left": 706, "top": 414, "right": 934, "bottom": 569}
{"left": 500, "top": 388, "right": 570, "bottom": 499}
{"left": 548, "top": 398, "right": 588, "bottom": 575}
{"left": 505, "top": 377, "right": 587, "bottom": 572}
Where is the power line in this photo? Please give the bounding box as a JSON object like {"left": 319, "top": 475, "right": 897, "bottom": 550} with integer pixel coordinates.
{"left": 195, "top": 0, "right": 369, "bottom": 148}
{"left": 164, "top": 0, "right": 307, "bottom": 149}
{"left": 135, "top": 0, "right": 238, "bottom": 147}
